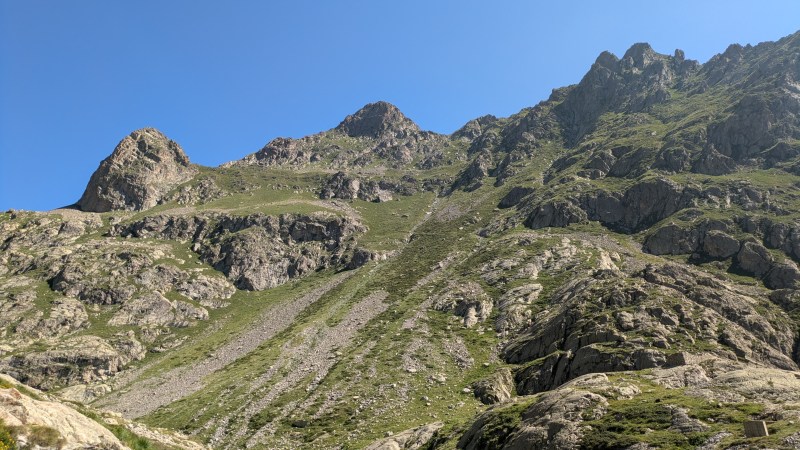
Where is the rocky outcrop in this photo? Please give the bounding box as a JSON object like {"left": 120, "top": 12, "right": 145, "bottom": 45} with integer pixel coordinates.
{"left": 432, "top": 281, "right": 492, "bottom": 328}
{"left": 555, "top": 44, "right": 697, "bottom": 144}
{"left": 691, "top": 147, "right": 738, "bottom": 175}
{"left": 702, "top": 230, "right": 741, "bottom": 258}
{"left": 176, "top": 274, "right": 236, "bottom": 307}
{"left": 498, "top": 187, "right": 534, "bottom": 209}
{"left": 319, "top": 172, "right": 393, "bottom": 202}
{"left": 172, "top": 177, "right": 227, "bottom": 205}
{"left": 365, "top": 422, "right": 444, "bottom": 450}
{"left": 642, "top": 223, "right": 703, "bottom": 255}
{"left": 495, "top": 283, "right": 542, "bottom": 334}
{"left": 12, "top": 297, "right": 89, "bottom": 339}
{"left": 452, "top": 152, "right": 492, "bottom": 191}
{"left": 109, "top": 292, "right": 208, "bottom": 327}
{"left": 503, "top": 263, "right": 797, "bottom": 396}
{"left": 0, "top": 334, "right": 145, "bottom": 390}
{"left": 113, "top": 212, "right": 366, "bottom": 290}
{"left": 523, "top": 200, "right": 586, "bottom": 229}
{"left": 458, "top": 378, "right": 608, "bottom": 450}
{"left": 642, "top": 221, "right": 734, "bottom": 258}
{"left": 708, "top": 94, "right": 800, "bottom": 161}
{"left": 472, "top": 368, "right": 515, "bottom": 405}
{"left": 77, "top": 128, "right": 197, "bottom": 212}
{"left": 735, "top": 241, "right": 774, "bottom": 277}
{"left": 0, "top": 376, "right": 126, "bottom": 449}
{"left": 0, "top": 374, "right": 208, "bottom": 450}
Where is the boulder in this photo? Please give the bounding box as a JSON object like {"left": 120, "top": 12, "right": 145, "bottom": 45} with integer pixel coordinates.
{"left": 524, "top": 200, "right": 587, "bottom": 229}
{"left": 702, "top": 230, "right": 740, "bottom": 259}
{"left": 643, "top": 224, "right": 701, "bottom": 255}
{"left": 764, "top": 261, "right": 800, "bottom": 289}
{"left": 472, "top": 368, "right": 515, "bottom": 404}
{"left": 736, "top": 241, "right": 773, "bottom": 277}
{"left": 498, "top": 187, "right": 535, "bottom": 209}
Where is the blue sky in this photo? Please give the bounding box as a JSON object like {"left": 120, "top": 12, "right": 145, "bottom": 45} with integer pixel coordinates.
{"left": 1, "top": 0, "right": 799, "bottom": 211}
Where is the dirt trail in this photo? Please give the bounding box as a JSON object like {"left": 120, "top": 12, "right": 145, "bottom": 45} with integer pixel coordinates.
{"left": 96, "top": 270, "right": 355, "bottom": 418}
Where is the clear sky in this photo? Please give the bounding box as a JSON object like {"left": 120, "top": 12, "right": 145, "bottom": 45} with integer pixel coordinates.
{"left": 2, "top": 0, "right": 799, "bottom": 211}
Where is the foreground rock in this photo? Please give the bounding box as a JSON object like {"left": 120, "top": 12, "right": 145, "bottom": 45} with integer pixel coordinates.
{"left": 0, "top": 377, "right": 125, "bottom": 449}
{"left": 0, "top": 374, "right": 206, "bottom": 450}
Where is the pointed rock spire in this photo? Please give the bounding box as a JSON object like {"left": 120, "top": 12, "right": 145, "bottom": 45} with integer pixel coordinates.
{"left": 335, "top": 101, "right": 420, "bottom": 139}
{"left": 622, "top": 42, "right": 658, "bottom": 69}
{"left": 77, "top": 128, "right": 196, "bottom": 212}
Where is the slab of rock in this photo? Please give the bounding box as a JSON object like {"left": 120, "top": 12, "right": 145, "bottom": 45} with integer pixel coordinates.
{"left": 0, "top": 378, "right": 125, "bottom": 449}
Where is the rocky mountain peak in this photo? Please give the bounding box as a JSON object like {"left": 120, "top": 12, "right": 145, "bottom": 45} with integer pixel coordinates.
{"left": 335, "top": 101, "right": 420, "bottom": 139}
{"left": 621, "top": 42, "right": 659, "bottom": 69}
{"left": 77, "top": 128, "right": 197, "bottom": 212}
{"left": 593, "top": 50, "right": 620, "bottom": 70}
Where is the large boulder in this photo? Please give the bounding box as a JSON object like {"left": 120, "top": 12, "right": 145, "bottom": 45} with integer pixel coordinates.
{"left": 735, "top": 241, "right": 774, "bottom": 277}
{"left": 702, "top": 230, "right": 741, "bottom": 259}
{"left": 77, "top": 128, "right": 197, "bottom": 212}
{"left": 524, "top": 200, "right": 587, "bottom": 229}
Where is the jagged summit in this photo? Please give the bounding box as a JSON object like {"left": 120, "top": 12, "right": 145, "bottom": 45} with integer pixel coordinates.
{"left": 235, "top": 100, "right": 444, "bottom": 169}
{"left": 621, "top": 42, "right": 660, "bottom": 68}
{"left": 335, "top": 101, "right": 420, "bottom": 139}
{"left": 77, "top": 128, "right": 196, "bottom": 212}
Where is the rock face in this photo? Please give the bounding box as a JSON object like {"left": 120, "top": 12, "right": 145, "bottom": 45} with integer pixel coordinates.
{"left": 78, "top": 128, "right": 197, "bottom": 212}
{"left": 0, "top": 334, "right": 145, "bottom": 390}
{"left": 112, "top": 211, "right": 366, "bottom": 291}
{"left": 472, "top": 368, "right": 515, "bottom": 405}
{"left": 320, "top": 171, "right": 393, "bottom": 202}
{"left": 503, "top": 262, "right": 797, "bottom": 396}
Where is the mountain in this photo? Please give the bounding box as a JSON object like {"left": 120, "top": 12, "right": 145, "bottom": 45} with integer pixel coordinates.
{"left": 77, "top": 128, "right": 197, "bottom": 212}
{"left": 2, "top": 31, "right": 800, "bottom": 449}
